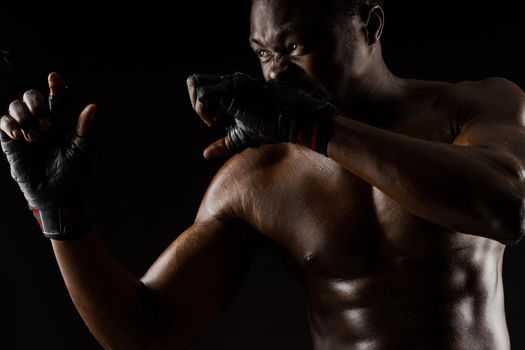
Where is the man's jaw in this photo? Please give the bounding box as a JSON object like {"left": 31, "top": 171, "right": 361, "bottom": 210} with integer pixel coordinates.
{"left": 268, "top": 77, "right": 335, "bottom": 103}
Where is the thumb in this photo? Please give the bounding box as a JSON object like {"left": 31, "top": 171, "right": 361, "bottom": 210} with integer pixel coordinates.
{"left": 203, "top": 137, "right": 235, "bottom": 159}
{"left": 48, "top": 72, "right": 65, "bottom": 98}
{"left": 76, "top": 104, "right": 97, "bottom": 138}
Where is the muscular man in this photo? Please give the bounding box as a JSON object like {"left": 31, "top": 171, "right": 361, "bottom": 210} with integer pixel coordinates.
{"left": 2, "top": 0, "right": 524, "bottom": 349}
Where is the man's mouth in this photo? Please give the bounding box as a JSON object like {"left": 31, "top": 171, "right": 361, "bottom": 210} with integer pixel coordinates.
{"left": 270, "top": 78, "right": 333, "bottom": 102}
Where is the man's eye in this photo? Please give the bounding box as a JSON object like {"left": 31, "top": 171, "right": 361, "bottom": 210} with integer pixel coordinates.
{"left": 257, "top": 49, "right": 271, "bottom": 58}
{"left": 288, "top": 43, "right": 304, "bottom": 55}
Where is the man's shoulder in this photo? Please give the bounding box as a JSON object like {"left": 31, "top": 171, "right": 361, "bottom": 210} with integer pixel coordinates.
{"left": 409, "top": 77, "right": 523, "bottom": 102}
{"left": 409, "top": 77, "right": 525, "bottom": 132}
{"left": 216, "top": 144, "right": 290, "bottom": 187}
{"left": 197, "top": 144, "right": 291, "bottom": 221}
{"left": 440, "top": 77, "right": 525, "bottom": 117}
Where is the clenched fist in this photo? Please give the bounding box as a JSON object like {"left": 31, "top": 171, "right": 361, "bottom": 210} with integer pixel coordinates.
{"left": 187, "top": 72, "right": 338, "bottom": 158}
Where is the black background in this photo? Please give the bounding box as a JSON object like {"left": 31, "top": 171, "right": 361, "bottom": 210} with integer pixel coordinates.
{"left": 1, "top": 1, "right": 524, "bottom": 349}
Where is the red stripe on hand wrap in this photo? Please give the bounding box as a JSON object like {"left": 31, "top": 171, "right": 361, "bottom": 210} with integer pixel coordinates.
{"left": 310, "top": 121, "right": 319, "bottom": 152}
{"left": 297, "top": 127, "right": 304, "bottom": 145}
{"left": 32, "top": 209, "right": 43, "bottom": 228}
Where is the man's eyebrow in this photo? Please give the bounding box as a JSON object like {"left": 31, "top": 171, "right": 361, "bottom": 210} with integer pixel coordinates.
{"left": 249, "top": 23, "right": 308, "bottom": 46}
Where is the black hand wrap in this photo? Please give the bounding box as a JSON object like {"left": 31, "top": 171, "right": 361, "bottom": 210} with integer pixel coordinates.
{"left": 197, "top": 72, "right": 338, "bottom": 156}
{"left": 0, "top": 95, "right": 93, "bottom": 240}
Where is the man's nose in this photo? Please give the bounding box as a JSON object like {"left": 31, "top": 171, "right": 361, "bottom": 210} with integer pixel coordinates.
{"left": 266, "top": 55, "right": 301, "bottom": 82}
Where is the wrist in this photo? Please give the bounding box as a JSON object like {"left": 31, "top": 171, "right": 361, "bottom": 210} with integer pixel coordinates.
{"left": 292, "top": 107, "right": 337, "bottom": 156}
{"left": 32, "top": 206, "right": 93, "bottom": 240}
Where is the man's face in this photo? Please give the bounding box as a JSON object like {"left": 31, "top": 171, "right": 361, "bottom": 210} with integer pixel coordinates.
{"left": 249, "top": 0, "right": 363, "bottom": 102}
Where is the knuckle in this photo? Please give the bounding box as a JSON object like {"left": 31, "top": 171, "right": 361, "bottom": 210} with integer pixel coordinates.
{"left": 9, "top": 99, "right": 23, "bottom": 110}
{"left": 0, "top": 116, "right": 15, "bottom": 131}
{"left": 186, "top": 75, "right": 196, "bottom": 88}
{"left": 195, "top": 102, "right": 206, "bottom": 116}
{"left": 23, "top": 89, "right": 42, "bottom": 103}
{"left": 23, "top": 89, "right": 39, "bottom": 98}
{"left": 0, "top": 116, "right": 8, "bottom": 129}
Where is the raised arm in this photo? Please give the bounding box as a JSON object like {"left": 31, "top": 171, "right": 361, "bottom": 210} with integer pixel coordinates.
{"left": 0, "top": 73, "right": 259, "bottom": 349}
{"left": 188, "top": 74, "right": 525, "bottom": 245}
{"left": 327, "top": 78, "right": 525, "bottom": 244}
{"left": 52, "top": 210, "right": 257, "bottom": 349}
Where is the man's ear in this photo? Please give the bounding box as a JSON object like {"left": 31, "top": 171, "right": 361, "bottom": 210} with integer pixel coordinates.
{"left": 363, "top": 5, "right": 384, "bottom": 45}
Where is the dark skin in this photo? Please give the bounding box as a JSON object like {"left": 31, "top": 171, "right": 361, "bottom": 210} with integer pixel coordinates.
{"left": 2, "top": 0, "right": 525, "bottom": 349}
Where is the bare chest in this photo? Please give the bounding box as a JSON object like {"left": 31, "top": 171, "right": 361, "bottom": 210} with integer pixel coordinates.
{"left": 248, "top": 108, "right": 468, "bottom": 278}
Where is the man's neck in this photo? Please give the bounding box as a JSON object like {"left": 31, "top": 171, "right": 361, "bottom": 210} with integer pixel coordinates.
{"left": 337, "top": 47, "right": 404, "bottom": 125}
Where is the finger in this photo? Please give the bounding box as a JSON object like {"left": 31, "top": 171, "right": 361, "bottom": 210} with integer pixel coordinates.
{"left": 187, "top": 74, "right": 228, "bottom": 108}
{"left": 8, "top": 100, "right": 39, "bottom": 142}
{"left": 48, "top": 72, "right": 65, "bottom": 98}
{"left": 193, "top": 74, "right": 228, "bottom": 86}
{"left": 203, "top": 137, "right": 235, "bottom": 159}
{"left": 0, "top": 115, "right": 23, "bottom": 140}
{"left": 48, "top": 72, "right": 66, "bottom": 113}
{"left": 76, "top": 104, "right": 97, "bottom": 138}
{"left": 187, "top": 74, "right": 222, "bottom": 127}
{"left": 195, "top": 100, "right": 217, "bottom": 127}
{"left": 23, "top": 89, "right": 51, "bottom": 131}
{"left": 186, "top": 75, "right": 198, "bottom": 110}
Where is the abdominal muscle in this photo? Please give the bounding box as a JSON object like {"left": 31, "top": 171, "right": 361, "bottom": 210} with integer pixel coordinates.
{"left": 237, "top": 144, "right": 509, "bottom": 350}
{"left": 299, "top": 245, "right": 509, "bottom": 350}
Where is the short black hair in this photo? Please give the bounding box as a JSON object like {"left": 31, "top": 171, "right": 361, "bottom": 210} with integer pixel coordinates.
{"left": 331, "top": 0, "right": 384, "bottom": 20}
{"left": 249, "top": 0, "right": 384, "bottom": 23}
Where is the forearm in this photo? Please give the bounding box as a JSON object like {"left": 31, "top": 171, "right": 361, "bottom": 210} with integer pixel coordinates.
{"left": 327, "top": 115, "right": 523, "bottom": 243}
{"left": 0, "top": 75, "right": 184, "bottom": 348}
{"left": 51, "top": 228, "right": 148, "bottom": 349}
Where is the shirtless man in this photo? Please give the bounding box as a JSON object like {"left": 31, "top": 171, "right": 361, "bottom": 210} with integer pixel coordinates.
{"left": 1, "top": 0, "right": 524, "bottom": 349}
